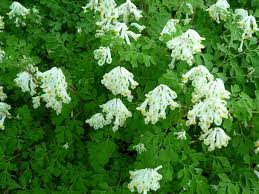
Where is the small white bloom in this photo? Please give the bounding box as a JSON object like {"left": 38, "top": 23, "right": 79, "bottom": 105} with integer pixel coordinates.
{"left": 116, "top": 0, "right": 142, "bottom": 23}
{"left": 32, "top": 96, "right": 41, "bottom": 109}
{"left": 174, "top": 130, "right": 187, "bottom": 140}
{"left": 14, "top": 65, "right": 39, "bottom": 96}
{"left": 94, "top": 46, "right": 112, "bottom": 66}
{"left": 254, "top": 140, "right": 259, "bottom": 154}
{"left": 166, "top": 29, "right": 205, "bottom": 68}
{"left": 0, "top": 16, "right": 4, "bottom": 31}
{"left": 85, "top": 113, "right": 108, "bottom": 130}
{"left": 101, "top": 66, "right": 138, "bottom": 101}
{"left": 199, "top": 127, "right": 231, "bottom": 151}
{"left": 0, "top": 49, "right": 5, "bottom": 63}
{"left": 133, "top": 143, "right": 147, "bottom": 154}
{"left": 39, "top": 67, "right": 71, "bottom": 114}
{"left": 160, "top": 19, "right": 179, "bottom": 36}
{"left": 234, "top": 9, "right": 248, "bottom": 19}
{"left": 187, "top": 97, "right": 229, "bottom": 132}
{"left": 128, "top": 165, "right": 163, "bottom": 194}
{"left": 137, "top": 84, "right": 179, "bottom": 124}
{"left": 7, "top": 1, "right": 30, "bottom": 27}
{"left": 0, "top": 86, "right": 7, "bottom": 102}
{"left": 206, "top": 0, "right": 230, "bottom": 23}
{"left": 77, "top": 27, "right": 82, "bottom": 34}
{"left": 182, "top": 65, "right": 214, "bottom": 88}
{"left": 131, "top": 23, "right": 145, "bottom": 32}
{"left": 63, "top": 142, "right": 69, "bottom": 149}
{"left": 113, "top": 22, "right": 141, "bottom": 44}
{"left": 100, "top": 98, "right": 132, "bottom": 132}
{"left": 0, "top": 102, "right": 11, "bottom": 130}
{"left": 192, "top": 78, "right": 230, "bottom": 102}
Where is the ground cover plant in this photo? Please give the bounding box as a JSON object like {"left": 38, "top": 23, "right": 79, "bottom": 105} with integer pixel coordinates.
{"left": 0, "top": 0, "right": 259, "bottom": 193}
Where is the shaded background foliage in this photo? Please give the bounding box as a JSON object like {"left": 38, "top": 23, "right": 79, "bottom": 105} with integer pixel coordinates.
{"left": 0, "top": 0, "right": 259, "bottom": 193}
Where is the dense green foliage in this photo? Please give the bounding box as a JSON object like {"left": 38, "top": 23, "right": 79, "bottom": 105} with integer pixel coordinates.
{"left": 0, "top": 0, "right": 259, "bottom": 193}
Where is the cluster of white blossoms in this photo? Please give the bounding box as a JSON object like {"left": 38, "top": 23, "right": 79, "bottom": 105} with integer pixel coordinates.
{"left": 94, "top": 46, "right": 112, "bottom": 66}
{"left": 234, "top": 9, "right": 259, "bottom": 52}
{"left": 199, "top": 127, "right": 231, "bottom": 151}
{"left": 7, "top": 1, "right": 30, "bottom": 27}
{"left": 160, "top": 19, "right": 179, "bottom": 36}
{"left": 133, "top": 143, "right": 147, "bottom": 154}
{"left": 183, "top": 65, "right": 231, "bottom": 151}
{"left": 15, "top": 65, "right": 71, "bottom": 115}
{"left": 86, "top": 98, "right": 132, "bottom": 132}
{"left": 101, "top": 66, "right": 138, "bottom": 102}
{"left": 166, "top": 29, "right": 205, "bottom": 68}
{"left": 85, "top": 113, "right": 108, "bottom": 130}
{"left": 0, "top": 16, "right": 4, "bottom": 31}
{"left": 128, "top": 165, "right": 163, "bottom": 194}
{"left": 83, "top": 0, "right": 144, "bottom": 44}
{"left": 137, "top": 84, "right": 179, "bottom": 124}
{"left": 206, "top": 0, "right": 230, "bottom": 23}
{"left": 0, "top": 87, "right": 11, "bottom": 130}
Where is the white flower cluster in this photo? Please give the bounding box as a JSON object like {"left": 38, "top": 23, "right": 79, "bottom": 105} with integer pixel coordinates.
{"left": 15, "top": 65, "right": 71, "bottom": 115}
{"left": 7, "top": 1, "right": 30, "bottom": 27}
{"left": 86, "top": 98, "right": 132, "bottom": 132}
{"left": 206, "top": 0, "right": 230, "bottom": 23}
{"left": 199, "top": 127, "right": 231, "bottom": 151}
{"left": 183, "top": 65, "right": 231, "bottom": 151}
{"left": 174, "top": 130, "right": 187, "bottom": 140}
{"left": 234, "top": 9, "right": 259, "bottom": 52}
{"left": 101, "top": 66, "right": 138, "bottom": 102}
{"left": 0, "top": 87, "right": 11, "bottom": 130}
{"left": 255, "top": 140, "right": 259, "bottom": 154}
{"left": 83, "top": 0, "right": 144, "bottom": 44}
{"left": 137, "top": 84, "right": 179, "bottom": 124}
{"left": 166, "top": 29, "right": 205, "bottom": 68}
{"left": 94, "top": 46, "right": 112, "bottom": 66}
{"left": 0, "top": 48, "right": 5, "bottom": 63}
{"left": 85, "top": 113, "right": 108, "bottom": 130}
{"left": 133, "top": 143, "right": 147, "bottom": 154}
{"left": 0, "top": 16, "right": 4, "bottom": 31}
{"left": 160, "top": 19, "right": 179, "bottom": 36}
{"left": 128, "top": 165, "right": 163, "bottom": 194}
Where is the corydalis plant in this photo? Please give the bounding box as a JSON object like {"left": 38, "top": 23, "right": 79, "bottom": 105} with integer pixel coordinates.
{"left": 14, "top": 65, "right": 71, "bottom": 115}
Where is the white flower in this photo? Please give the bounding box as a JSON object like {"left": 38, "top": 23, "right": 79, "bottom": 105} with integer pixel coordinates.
{"left": 0, "top": 16, "right": 4, "bottom": 31}
{"left": 254, "top": 140, "right": 259, "bottom": 154}
{"left": 113, "top": 22, "right": 141, "bottom": 44}
{"left": 63, "top": 143, "right": 69, "bottom": 149}
{"left": 137, "top": 84, "right": 179, "bottom": 124}
{"left": 100, "top": 98, "right": 132, "bottom": 132}
{"left": 32, "top": 96, "right": 41, "bottom": 109}
{"left": 182, "top": 65, "right": 214, "bottom": 88}
{"left": 82, "top": 0, "right": 100, "bottom": 12}
{"left": 206, "top": 0, "right": 230, "bottom": 23}
{"left": 131, "top": 23, "right": 145, "bottom": 32}
{"left": 237, "top": 13, "right": 259, "bottom": 52}
{"left": 192, "top": 78, "right": 230, "bottom": 103}
{"left": 160, "top": 19, "right": 179, "bottom": 36}
{"left": 174, "top": 130, "right": 187, "bottom": 140}
{"left": 133, "top": 143, "right": 147, "bottom": 154}
{"left": 85, "top": 113, "right": 108, "bottom": 130}
{"left": 0, "top": 86, "right": 7, "bottom": 102}
{"left": 166, "top": 29, "right": 205, "bottom": 68}
{"left": 39, "top": 67, "right": 71, "bottom": 114}
{"left": 0, "top": 102, "right": 11, "bottom": 130}
{"left": 187, "top": 97, "right": 229, "bottom": 132}
{"left": 0, "top": 48, "right": 5, "bottom": 63}
{"left": 199, "top": 127, "right": 231, "bottom": 151}
{"left": 116, "top": 0, "right": 142, "bottom": 23}
{"left": 101, "top": 66, "right": 138, "bottom": 101}
{"left": 14, "top": 65, "right": 39, "bottom": 96}
{"left": 128, "top": 165, "right": 163, "bottom": 194}
{"left": 254, "top": 169, "right": 259, "bottom": 179}
{"left": 7, "top": 1, "right": 30, "bottom": 27}
{"left": 94, "top": 46, "right": 112, "bottom": 66}
{"left": 234, "top": 9, "right": 248, "bottom": 19}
